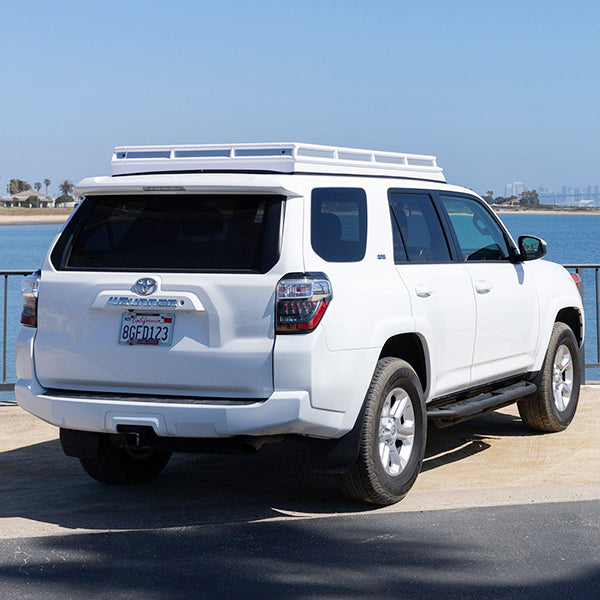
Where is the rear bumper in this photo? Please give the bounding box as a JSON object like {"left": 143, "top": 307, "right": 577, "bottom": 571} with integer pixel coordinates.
{"left": 15, "top": 378, "right": 348, "bottom": 439}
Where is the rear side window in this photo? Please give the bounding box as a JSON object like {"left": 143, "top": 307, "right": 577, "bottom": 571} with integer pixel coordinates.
{"left": 311, "top": 188, "right": 367, "bottom": 262}
{"left": 388, "top": 192, "right": 451, "bottom": 263}
{"left": 52, "top": 194, "right": 283, "bottom": 272}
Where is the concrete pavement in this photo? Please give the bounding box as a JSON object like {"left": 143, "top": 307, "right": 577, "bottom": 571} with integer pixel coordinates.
{"left": 1, "top": 388, "right": 599, "bottom": 599}
{"left": 1, "top": 386, "right": 598, "bottom": 538}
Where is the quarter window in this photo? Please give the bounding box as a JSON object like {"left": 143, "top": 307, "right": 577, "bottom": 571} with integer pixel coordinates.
{"left": 388, "top": 192, "right": 451, "bottom": 263}
{"left": 311, "top": 188, "right": 367, "bottom": 262}
{"left": 440, "top": 195, "right": 510, "bottom": 261}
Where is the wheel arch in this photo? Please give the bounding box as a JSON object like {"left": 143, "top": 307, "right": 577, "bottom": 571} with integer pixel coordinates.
{"left": 533, "top": 298, "right": 584, "bottom": 373}
{"left": 555, "top": 306, "right": 583, "bottom": 347}
{"left": 378, "top": 333, "right": 428, "bottom": 396}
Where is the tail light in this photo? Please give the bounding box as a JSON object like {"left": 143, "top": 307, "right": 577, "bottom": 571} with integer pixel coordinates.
{"left": 276, "top": 273, "right": 332, "bottom": 334}
{"left": 20, "top": 270, "right": 41, "bottom": 327}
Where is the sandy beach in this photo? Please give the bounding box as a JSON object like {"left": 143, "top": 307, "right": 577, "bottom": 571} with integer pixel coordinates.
{"left": 0, "top": 209, "right": 72, "bottom": 226}
{"left": 494, "top": 207, "right": 600, "bottom": 216}
{"left": 0, "top": 215, "right": 70, "bottom": 226}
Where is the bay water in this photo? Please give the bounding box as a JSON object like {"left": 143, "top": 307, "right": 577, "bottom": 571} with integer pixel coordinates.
{"left": 1, "top": 213, "right": 599, "bottom": 401}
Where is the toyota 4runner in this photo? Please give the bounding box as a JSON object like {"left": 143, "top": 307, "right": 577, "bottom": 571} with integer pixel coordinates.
{"left": 15, "top": 143, "right": 584, "bottom": 505}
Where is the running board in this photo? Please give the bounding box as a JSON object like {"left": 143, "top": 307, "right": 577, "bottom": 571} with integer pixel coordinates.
{"left": 427, "top": 381, "right": 537, "bottom": 428}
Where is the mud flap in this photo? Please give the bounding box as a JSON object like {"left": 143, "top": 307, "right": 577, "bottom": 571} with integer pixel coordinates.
{"left": 60, "top": 428, "right": 101, "bottom": 458}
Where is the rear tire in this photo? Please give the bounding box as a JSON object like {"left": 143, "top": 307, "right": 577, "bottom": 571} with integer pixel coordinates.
{"left": 79, "top": 435, "right": 171, "bottom": 485}
{"left": 339, "top": 358, "right": 426, "bottom": 506}
{"left": 518, "top": 322, "right": 581, "bottom": 432}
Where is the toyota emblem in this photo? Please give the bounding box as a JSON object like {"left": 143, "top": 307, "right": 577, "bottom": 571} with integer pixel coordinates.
{"left": 132, "top": 278, "right": 157, "bottom": 296}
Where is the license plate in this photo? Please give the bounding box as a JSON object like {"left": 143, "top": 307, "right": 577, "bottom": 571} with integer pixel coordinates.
{"left": 118, "top": 313, "right": 175, "bottom": 346}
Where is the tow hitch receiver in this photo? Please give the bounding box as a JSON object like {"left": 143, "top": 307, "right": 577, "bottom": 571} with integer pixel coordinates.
{"left": 114, "top": 426, "right": 156, "bottom": 449}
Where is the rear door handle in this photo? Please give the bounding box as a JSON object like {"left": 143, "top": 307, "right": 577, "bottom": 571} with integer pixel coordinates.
{"left": 475, "top": 279, "right": 492, "bottom": 294}
{"left": 415, "top": 285, "right": 433, "bottom": 298}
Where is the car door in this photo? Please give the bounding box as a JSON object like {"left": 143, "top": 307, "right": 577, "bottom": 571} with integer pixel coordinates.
{"left": 438, "top": 193, "right": 539, "bottom": 384}
{"left": 389, "top": 191, "right": 477, "bottom": 398}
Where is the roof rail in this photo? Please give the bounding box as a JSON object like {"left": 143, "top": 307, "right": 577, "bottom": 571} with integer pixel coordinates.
{"left": 111, "top": 142, "right": 445, "bottom": 181}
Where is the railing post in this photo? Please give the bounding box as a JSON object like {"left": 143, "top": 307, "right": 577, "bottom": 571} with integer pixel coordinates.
{"left": 596, "top": 268, "right": 600, "bottom": 375}
{"left": 579, "top": 267, "right": 586, "bottom": 380}
{"left": 2, "top": 274, "right": 7, "bottom": 385}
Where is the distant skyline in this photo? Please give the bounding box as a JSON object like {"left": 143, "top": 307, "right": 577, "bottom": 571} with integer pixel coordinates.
{"left": 499, "top": 179, "right": 600, "bottom": 206}
{"left": 501, "top": 182, "right": 600, "bottom": 197}
{"left": 2, "top": 1, "right": 599, "bottom": 197}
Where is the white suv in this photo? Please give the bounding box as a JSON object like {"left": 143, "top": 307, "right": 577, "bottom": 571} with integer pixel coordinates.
{"left": 15, "top": 143, "right": 584, "bottom": 505}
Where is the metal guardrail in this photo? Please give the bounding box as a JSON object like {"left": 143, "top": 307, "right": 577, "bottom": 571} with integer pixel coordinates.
{"left": 1, "top": 270, "right": 33, "bottom": 391}
{"left": 1, "top": 266, "right": 599, "bottom": 391}
{"left": 564, "top": 265, "right": 600, "bottom": 376}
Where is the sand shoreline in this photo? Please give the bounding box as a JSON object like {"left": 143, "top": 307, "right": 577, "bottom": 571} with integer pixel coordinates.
{"left": 494, "top": 208, "right": 600, "bottom": 216}
{"left": 0, "top": 215, "right": 70, "bottom": 226}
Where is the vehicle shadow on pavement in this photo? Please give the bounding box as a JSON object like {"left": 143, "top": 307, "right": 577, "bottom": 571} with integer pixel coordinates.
{"left": 0, "top": 409, "right": 545, "bottom": 532}
{"left": 422, "top": 409, "right": 538, "bottom": 472}
{"left": 0, "top": 436, "right": 354, "bottom": 531}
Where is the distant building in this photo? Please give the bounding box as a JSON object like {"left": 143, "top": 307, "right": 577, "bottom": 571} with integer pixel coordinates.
{"left": 0, "top": 189, "right": 55, "bottom": 208}
{"left": 504, "top": 181, "right": 525, "bottom": 198}
{"left": 500, "top": 182, "right": 600, "bottom": 207}
{"left": 538, "top": 183, "right": 600, "bottom": 207}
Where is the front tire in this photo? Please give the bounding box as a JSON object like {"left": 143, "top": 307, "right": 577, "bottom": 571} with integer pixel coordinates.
{"left": 518, "top": 322, "right": 581, "bottom": 432}
{"left": 79, "top": 435, "right": 172, "bottom": 485}
{"left": 339, "top": 358, "right": 427, "bottom": 506}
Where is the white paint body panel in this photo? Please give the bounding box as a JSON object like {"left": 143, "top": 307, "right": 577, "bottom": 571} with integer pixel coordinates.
{"left": 396, "top": 263, "right": 476, "bottom": 396}
{"left": 466, "top": 262, "right": 540, "bottom": 384}
{"left": 33, "top": 270, "right": 279, "bottom": 397}
{"left": 15, "top": 167, "right": 584, "bottom": 440}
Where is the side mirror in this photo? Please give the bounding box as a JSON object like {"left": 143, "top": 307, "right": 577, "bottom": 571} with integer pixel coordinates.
{"left": 518, "top": 236, "right": 547, "bottom": 261}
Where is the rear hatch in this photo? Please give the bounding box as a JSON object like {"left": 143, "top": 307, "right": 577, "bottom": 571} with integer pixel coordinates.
{"left": 34, "top": 193, "right": 285, "bottom": 398}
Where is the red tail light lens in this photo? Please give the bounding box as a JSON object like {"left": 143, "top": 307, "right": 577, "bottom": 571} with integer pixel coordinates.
{"left": 276, "top": 273, "right": 332, "bottom": 334}
{"left": 20, "top": 270, "right": 41, "bottom": 327}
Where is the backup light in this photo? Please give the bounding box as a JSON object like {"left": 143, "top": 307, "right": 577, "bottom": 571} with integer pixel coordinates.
{"left": 20, "top": 270, "right": 41, "bottom": 327}
{"left": 276, "top": 273, "right": 332, "bottom": 334}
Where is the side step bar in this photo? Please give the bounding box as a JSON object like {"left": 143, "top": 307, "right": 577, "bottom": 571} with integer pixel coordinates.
{"left": 427, "top": 381, "right": 537, "bottom": 428}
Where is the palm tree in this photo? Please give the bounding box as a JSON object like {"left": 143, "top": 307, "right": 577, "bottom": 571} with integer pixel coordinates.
{"left": 59, "top": 180, "right": 74, "bottom": 197}
{"left": 34, "top": 182, "right": 41, "bottom": 193}
{"left": 43, "top": 178, "right": 51, "bottom": 196}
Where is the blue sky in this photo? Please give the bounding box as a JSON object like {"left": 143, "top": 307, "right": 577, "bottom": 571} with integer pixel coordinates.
{"left": 2, "top": 0, "right": 599, "bottom": 196}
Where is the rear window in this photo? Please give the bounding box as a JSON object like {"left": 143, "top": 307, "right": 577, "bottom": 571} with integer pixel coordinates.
{"left": 51, "top": 194, "right": 283, "bottom": 272}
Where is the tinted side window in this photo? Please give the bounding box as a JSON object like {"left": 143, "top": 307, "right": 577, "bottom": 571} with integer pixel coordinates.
{"left": 388, "top": 192, "right": 451, "bottom": 263}
{"left": 311, "top": 188, "right": 367, "bottom": 262}
{"left": 440, "top": 195, "right": 510, "bottom": 261}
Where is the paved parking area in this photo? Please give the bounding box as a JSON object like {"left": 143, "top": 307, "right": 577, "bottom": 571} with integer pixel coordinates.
{"left": 1, "top": 388, "right": 599, "bottom": 598}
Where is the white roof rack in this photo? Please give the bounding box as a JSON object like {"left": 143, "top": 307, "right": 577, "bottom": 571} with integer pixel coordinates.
{"left": 111, "top": 142, "right": 445, "bottom": 182}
